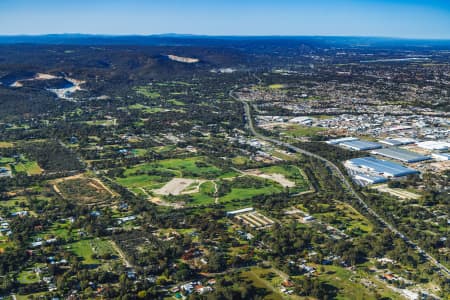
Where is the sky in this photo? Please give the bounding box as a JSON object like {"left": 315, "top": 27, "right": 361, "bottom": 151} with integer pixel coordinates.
{"left": 0, "top": 0, "right": 449, "bottom": 39}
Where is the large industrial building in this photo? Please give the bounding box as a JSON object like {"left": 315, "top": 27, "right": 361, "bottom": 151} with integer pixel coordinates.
{"left": 371, "top": 147, "right": 431, "bottom": 163}
{"left": 432, "top": 153, "right": 450, "bottom": 161}
{"left": 326, "top": 137, "right": 359, "bottom": 145}
{"left": 416, "top": 141, "right": 449, "bottom": 151}
{"left": 379, "top": 138, "right": 416, "bottom": 147}
{"left": 340, "top": 140, "right": 382, "bottom": 151}
{"left": 344, "top": 156, "right": 419, "bottom": 186}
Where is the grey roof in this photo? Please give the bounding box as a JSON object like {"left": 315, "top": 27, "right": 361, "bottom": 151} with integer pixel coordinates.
{"left": 348, "top": 156, "right": 419, "bottom": 177}
{"left": 340, "top": 140, "right": 382, "bottom": 151}
{"left": 372, "top": 147, "right": 431, "bottom": 163}
{"left": 379, "top": 139, "right": 404, "bottom": 146}
{"left": 354, "top": 173, "right": 388, "bottom": 184}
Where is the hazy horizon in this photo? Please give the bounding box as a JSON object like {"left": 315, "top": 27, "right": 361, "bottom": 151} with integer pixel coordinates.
{"left": 1, "top": 0, "right": 450, "bottom": 39}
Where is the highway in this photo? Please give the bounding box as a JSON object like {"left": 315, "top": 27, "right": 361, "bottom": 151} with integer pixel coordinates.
{"left": 230, "top": 87, "right": 450, "bottom": 278}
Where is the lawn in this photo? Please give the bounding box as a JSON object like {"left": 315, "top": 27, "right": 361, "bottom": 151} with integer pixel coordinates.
{"left": 157, "top": 157, "right": 223, "bottom": 178}
{"left": 37, "top": 220, "right": 75, "bottom": 240}
{"left": 134, "top": 86, "right": 161, "bottom": 99}
{"left": 14, "top": 160, "right": 42, "bottom": 175}
{"left": 185, "top": 174, "right": 285, "bottom": 207}
{"left": 314, "top": 202, "right": 374, "bottom": 235}
{"left": 91, "top": 238, "right": 117, "bottom": 258}
{"left": 232, "top": 156, "right": 251, "bottom": 166}
{"left": 18, "top": 269, "right": 41, "bottom": 284}
{"left": 84, "top": 119, "right": 116, "bottom": 126}
{"left": 124, "top": 103, "right": 167, "bottom": 113}
{"left": 168, "top": 99, "right": 185, "bottom": 106}
{"left": 69, "top": 239, "right": 100, "bottom": 265}
{"left": 116, "top": 157, "right": 258, "bottom": 203}
{"left": 0, "top": 157, "right": 15, "bottom": 165}
{"left": 268, "top": 84, "right": 285, "bottom": 89}
{"left": 117, "top": 169, "right": 175, "bottom": 188}
{"left": 132, "top": 148, "right": 148, "bottom": 157}
{"left": 220, "top": 186, "right": 282, "bottom": 203}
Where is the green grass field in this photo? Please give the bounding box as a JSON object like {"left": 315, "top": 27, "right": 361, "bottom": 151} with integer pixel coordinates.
{"left": 312, "top": 202, "right": 374, "bottom": 235}
{"left": 259, "top": 165, "right": 309, "bottom": 193}
{"left": 156, "top": 157, "right": 223, "bottom": 178}
{"left": 240, "top": 267, "right": 294, "bottom": 300}
{"left": 168, "top": 99, "right": 185, "bottom": 106}
{"left": 69, "top": 239, "right": 102, "bottom": 265}
{"left": 316, "top": 265, "right": 402, "bottom": 300}
{"left": 37, "top": 220, "right": 75, "bottom": 240}
{"left": 0, "top": 157, "right": 15, "bottom": 165}
{"left": 123, "top": 103, "right": 167, "bottom": 113}
{"left": 116, "top": 157, "right": 225, "bottom": 194}
{"left": 18, "top": 269, "right": 41, "bottom": 284}
{"left": 134, "top": 86, "right": 161, "bottom": 99}
{"left": 84, "top": 119, "right": 116, "bottom": 126}
{"left": 268, "top": 84, "right": 285, "bottom": 89}
{"left": 219, "top": 186, "right": 281, "bottom": 203}
{"left": 14, "top": 160, "right": 43, "bottom": 175}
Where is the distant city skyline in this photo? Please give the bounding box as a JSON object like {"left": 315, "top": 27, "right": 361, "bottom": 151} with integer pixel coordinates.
{"left": 1, "top": 0, "right": 450, "bottom": 39}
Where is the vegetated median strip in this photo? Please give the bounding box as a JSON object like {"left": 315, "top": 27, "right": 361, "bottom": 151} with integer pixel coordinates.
{"left": 230, "top": 82, "right": 450, "bottom": 278}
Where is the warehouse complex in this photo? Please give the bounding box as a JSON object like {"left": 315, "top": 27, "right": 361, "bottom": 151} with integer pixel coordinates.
{"left": 345, "top": 157, "right": 419, "bottom": 177}
{"left": 416, "top": 141, "right": 449, "bottom": 151}
{"left": 328, "top": 136, "right": 448, "bottom": 185}
{"left": 344, "top": 157, "right": 419, "bottom": 185}
{"left": 339, "top": 140, "right": 382, "bottom": 151}
{"left": 326, "top": 137, "right": 359, "bottom": 145}
{"left": 371, "top": 147, "right": 431, "bottom": 163}
{"left": 379, "top": 138, "right": 416, "bottom": 147}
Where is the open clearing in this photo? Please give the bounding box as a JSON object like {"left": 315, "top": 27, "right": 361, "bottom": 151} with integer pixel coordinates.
{"left": 0, "top": 141, "right": 13, "bottom": 148}
{"left": 372, "top": 184, "right": 421, "bottom": 200}
{"left": 153, "top": 178, "right": 206, "bottom": 195}
{"left": 246, "top": 165, "right": 310, "bottom": 193}
{"left": 243, "top": 169, "right": 295, "bottom": 187}
{"left": 114, "top": 157, "right": 228, "bottom": 196}
{"left": 54, "top": 175, "right": 115, "bottom": 205}
{"left": 14, "top": 159, "right": 43, "bottom": 175}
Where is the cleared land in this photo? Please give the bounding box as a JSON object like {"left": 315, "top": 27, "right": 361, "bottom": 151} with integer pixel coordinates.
{"left": 153, "top": 178, "right": 206, "bottom": 195}
{"left": 115, "top": 157, "right": 227, "bottom": 197}
{"left": 372, "top": 184, "right": 421, "bottom": 200}
{"left": 243, "top": 169, "right": 295, "bottom": 187}
{"left": 54, "top": 176, "right": 115, "bottom": 205}
{"left": 0, "top": 141, "right": 13, "bottom": 148}
{"left": 14, "top": 160, "right": 42, "bottom": 175}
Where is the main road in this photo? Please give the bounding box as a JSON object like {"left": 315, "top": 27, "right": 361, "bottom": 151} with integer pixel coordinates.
{"left": 229, "top": 86, "right": 450, "bottom": 278}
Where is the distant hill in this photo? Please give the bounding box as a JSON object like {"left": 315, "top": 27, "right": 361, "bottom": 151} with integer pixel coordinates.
{"left": 0, "top": 34, "right": 450, "bottom": 49}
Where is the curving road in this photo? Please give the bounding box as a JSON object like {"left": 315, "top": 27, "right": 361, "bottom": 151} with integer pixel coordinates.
{"left": 230, "top": 87, "right": 450, "bottom": 278}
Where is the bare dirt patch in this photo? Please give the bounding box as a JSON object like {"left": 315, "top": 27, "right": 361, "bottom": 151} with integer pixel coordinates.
{"left": 243, "top": 170, "right": 295, "bottom": 188}
{"left": 372, "top": 184, "right": 421, "bottom": 200}
{"left": 153, "top": 178, "right": 206, "bottom": 196}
